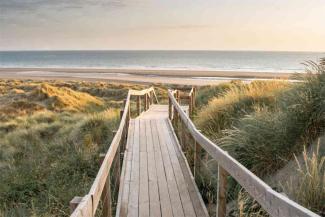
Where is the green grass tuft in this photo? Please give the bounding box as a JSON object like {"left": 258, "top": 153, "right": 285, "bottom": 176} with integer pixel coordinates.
{"left": 283, "top": 140, "right": 325, "bottom": 216}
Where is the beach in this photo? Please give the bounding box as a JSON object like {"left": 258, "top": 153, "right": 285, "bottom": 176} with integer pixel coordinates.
{"left": 0, "top": 68, "right": 295, "bottom": 85}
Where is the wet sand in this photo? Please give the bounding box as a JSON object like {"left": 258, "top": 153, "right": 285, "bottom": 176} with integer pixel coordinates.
{"left": 0, "top": 68, "right": 296, "bottom": 85}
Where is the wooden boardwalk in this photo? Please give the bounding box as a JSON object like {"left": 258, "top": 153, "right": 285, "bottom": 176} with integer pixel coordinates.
{"left": 116, "top": 105, "right": 208, "bottom": 217}
{"left": 70, "top": 87, "right": 319, "bottom": 217}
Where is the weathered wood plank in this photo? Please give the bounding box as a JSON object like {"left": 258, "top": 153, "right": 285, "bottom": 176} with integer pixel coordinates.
{"left": 151, "top": 119, "right": 173, "bottom": 217}
{"left": 166, "top": 119, "right": 209, "bottom": 217}
{"left": 158, "top": 120, "right": 196, "bottom": 217}
{"left": 155, "top": 119, "right": 185, "bottom": 217}
{"left": 119, "top": 119, "right": 135, "bottom": 217}
{"left": 139, "top": 120, "right": 149, "bottom": 217}
{"left": 145, "top": 120, "right": 161, "bottom": 217}
{"left": 128, "top": 119, "right": 140, "bottom": 217}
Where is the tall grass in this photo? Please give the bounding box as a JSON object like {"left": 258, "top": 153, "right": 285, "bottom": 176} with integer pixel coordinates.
{"left": 283, "top": 140, "right": 325, "bottom": 216}
{"left": 0, "top": 80, "right": 126, "bottom": 216}
{"left": 221, "top": 62, "right": 325, "bottom": 177}
{"left": 195, "top": 81, "right": 242, "bottom": 107}
{"left": 196, "top": 80, "right": 288, "bottom": 141}
{"left": 0, "top": 110, "right": 119, "bottom": 216}
{"left": 233, "top": 188, "right": 269, "bottom": 217}
{"left": 194, "top": 61, "right": 324, "bottom": 215}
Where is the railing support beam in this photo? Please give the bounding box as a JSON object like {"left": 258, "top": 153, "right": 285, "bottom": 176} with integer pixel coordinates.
{"left": 193, "top": 140, "right": 201, "bottom": 179}
{"left": 168, "top": 97, "right": 172, "bottom": 120}
{"left": 217, "top": 166, "right": 228, "bottom": 217}
{"left": 137, "top": 95, "right": 141, "bottom": 116}
{"left": 144, "top": 93, "right": 148, "bottom": 111}
{"left": 99, "top": 153, "right": 112, "bottom": 217}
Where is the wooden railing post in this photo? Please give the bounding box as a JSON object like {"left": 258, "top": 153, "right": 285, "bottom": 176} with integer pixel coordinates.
{"left": 168, "top": 97, "right": 172, "bottom": 120}
{"left": 180, "top": 119, "right": 185, "bottom": 149}
{"left": 193, "top": 140, "right": 201, "bottom": 179}
{"left": 176, "top": 90, "right": 180, "bottom": 104}
{"left": 137, "top": 95, "right": 141, "bottom": 116}
{"left": 144, "top": 93, "right": 148, "bottom": 111}
{"left": 99, "top": 153, "right": 112, "bottom": 217}
{"left": 119, "top": 110, "right": 124, "bottom": 120}
{"left": 193, "top": 87, "right": 196, "bottom": 109}
{"left": 173, "top": 91, "right": 179, "bottom": 127}
{"left": 189, "top": 93, "right": 193, "bottom": 116}
{"left": 217, "top": 165, "right": 228, "bottom": 217}
{"left": 120, "top": 99, "right": 127, "bottom": 121}
{"left": 149, "top": 91, "right": 153, "bottom": 105}
{"left": 70, "top": 196, "right": 83, "bottom": 213}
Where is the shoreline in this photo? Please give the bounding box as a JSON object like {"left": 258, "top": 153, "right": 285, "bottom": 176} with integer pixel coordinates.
{"left": 0, "top": 67, "right": 298, "bottom": 86}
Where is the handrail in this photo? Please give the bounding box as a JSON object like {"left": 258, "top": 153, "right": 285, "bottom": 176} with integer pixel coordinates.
{"left": 70, "top": 87, "right": 157, "bottom": 217}
{"left": 168, "top": 88, "right": 319, "bottom": 217}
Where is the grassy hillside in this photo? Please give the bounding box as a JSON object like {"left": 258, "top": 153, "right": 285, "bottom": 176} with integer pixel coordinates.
{"left": 194, "top": 62, "right": 325, "bottom": 216}
{"left": 0, "top": 80, "right": 157, "bottom": 216}
{"left": 196, "top": 80, "right": 289, "bottom": 142}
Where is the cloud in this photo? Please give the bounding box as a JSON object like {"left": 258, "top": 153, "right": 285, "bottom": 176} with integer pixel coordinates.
{"left": 0, "top": 0, "right": 127, "bottom": 13}
{"left": 126, "top": 24, "right": 214, "bottom": 31}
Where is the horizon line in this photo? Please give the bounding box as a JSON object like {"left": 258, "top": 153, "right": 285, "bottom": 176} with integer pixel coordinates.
{"left": 0, "top": 49, "right": 324, "bottom": 53}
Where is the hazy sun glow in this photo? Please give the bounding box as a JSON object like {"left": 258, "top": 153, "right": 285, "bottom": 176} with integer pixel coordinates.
{"left": 0, "top": 0, "right": 325, "bottom": 51}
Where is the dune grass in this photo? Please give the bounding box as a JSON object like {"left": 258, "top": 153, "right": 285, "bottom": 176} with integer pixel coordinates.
{"left": 32, "top": 83, "right": 104, "bottom": 112}
{"left": 195, "top": 80, "right": 243, "bottom": 107}
{"left": 283, "top": 140, "right": 325, "bottom": 215}
{"left": 221, "top": 62, "right": 325, "bottom": 177}
{"left": 193, "top": 61, "right": 325, "bottom": 216}
{"left": 195, "top": 80, "right": 289, "bottom": 141}
{"left": 0, "top": 80, "right": 146, "bottom": 216}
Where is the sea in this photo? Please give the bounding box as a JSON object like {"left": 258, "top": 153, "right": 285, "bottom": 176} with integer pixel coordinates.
{"left": 0, "top": 50, "right": 323, "bottom": 73}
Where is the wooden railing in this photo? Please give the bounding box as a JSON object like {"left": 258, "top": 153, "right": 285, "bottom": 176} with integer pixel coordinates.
{"left": 168, "top": 88, "right": 320, "bottom": 217}
{"left": 70, "top": 87, "right": 158, "bottom": 217}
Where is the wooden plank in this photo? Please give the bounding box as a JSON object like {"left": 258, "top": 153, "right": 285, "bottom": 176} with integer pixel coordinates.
{"left": 128, "top": 119, "right": 140, "bottom": 217}
{"left": 151, "top": 119, "right": 173, "bottom": 217}
{"left": 145, "top": 119, "right": 161, "bottom": 217}
{"left": 155, "top": 119, "right": 185, "bottom": 217}
{"left": 139, "top": 119, "right": 147, "bottom": 152}
{"left": 158, "top": 120, "right": 196, "bottom": 217}
{"left": 119, "top": 119, "right": 135, "bottom": 217}
{"left": 139, "top": 120, "right": 149, "bottom": 217}
{"left": 165, "top": 120, "right": 209, "bottom": 217}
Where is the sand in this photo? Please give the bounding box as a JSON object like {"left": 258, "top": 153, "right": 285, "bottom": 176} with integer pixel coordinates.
{"left": 0, "top": 68, "right": 296, "bottom": 86}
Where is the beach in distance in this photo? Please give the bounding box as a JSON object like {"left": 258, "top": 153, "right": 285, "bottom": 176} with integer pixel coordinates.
{"left": 0, "top": 67, "right": 295, "bottom": 85}
{"left": 0, "top": 50, "right": 321, "bottom": 84}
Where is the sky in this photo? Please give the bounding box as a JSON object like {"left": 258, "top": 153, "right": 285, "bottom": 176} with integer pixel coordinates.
{"left": 0, "top": 0, "right": 325, "bottom": 51}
